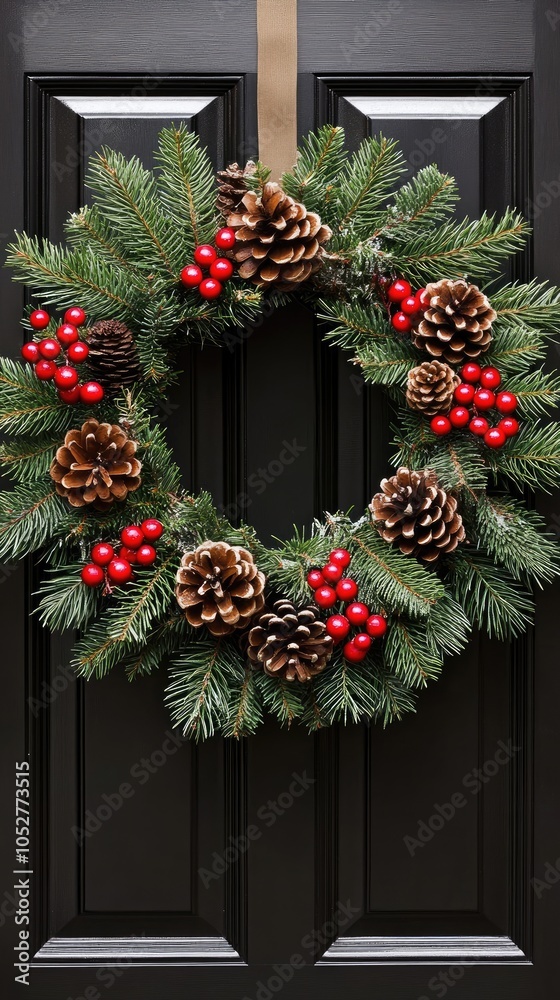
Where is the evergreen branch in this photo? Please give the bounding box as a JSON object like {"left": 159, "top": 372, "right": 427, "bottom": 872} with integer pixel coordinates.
{"left": 336, "top": 135, "right": 407, "bottom": 236}
{"left": 222, "top": 665, "right": 263, "bottom": 738}
{"left": 0, "top": 483, "right": 64, "bottom": 560}
{"left": 447, "top": 550, "right": 533, "bottom": 640}
{"left": 106, "top": 555, "right": 178, "bottom": 645}
{"left": 36, "top": 564, "right": 101, "bottom": 630}
{"left": 489, "top": 422, "right": 560, "bottom": 491}
{"left": 475, "top": 495, "right": 560, "bottom": 588}
{"left": 166, "top": 639, "right": 243, "bottom": 740}
{"left": 281, "top": 125, "right": 346, "bottom": 220}
{"left": 156, "top": 124, "right": 217, "bottom": 254}
{"left": 504, "top": 368, "right": 560, "bottom": 419}
{"left": 385, "top": 211, "right": 529, "bottom": 284}
{"left": 491, "top": 279, "right": 560, "bottom": 333}
{"left": 378, "top": 165, "right": 459, "bottom": 237}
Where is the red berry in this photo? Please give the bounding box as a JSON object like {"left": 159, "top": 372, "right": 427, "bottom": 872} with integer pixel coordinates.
{"left": 400, "top": 295, "right": 419, "bottom": 315}
{"left": 354, "top": 632, "right": 372, "bottom": 652}
{"left": 58, "top": 386, "right": 81, "bottom": 404}
{"left": 35, "top": 360, "right": 57, "bottom": 380}
{"left": 454, "top": 383, "right": 475, "bottom": 405}
{"left": 484, "top": 427, "right": 507, "bottom": 449}
{"left": 417, "top": 288, "right": 430, "bottom": 308}
{"left": 91, "top": 542, "right": 114, "bottom": 567}
{"left": 38, "top": 338, "right": 61, "bottom": 360}
{"left": 79, "top": 381, "right": 104, "bottom": 404}
{"left": 29, "top": 309, "right": 50, "bottom": 330}
{"left": 209, "top": 257, "right": 234, "bottom": 281}
{"left": 391, "top": 311, "right": 412, "bottom": 333}
{"left": 495, "top": 391, "right": 518, "bottom": 414}
{"left": 449, "top": 406, "right": 470, "bottom": 428}
{"left": 81, "top": 563, "right": 105, "bottom": 587}
{"left": 461, "top": 362, "right": 482, "bottom": 384}
{"left": 180, "top": 264, "right": 203, "bottom": 288}
{"left": 53, "top": 365, "right": 79, "bottom": 390}
{"left": 387, "top": 278, "right": 412, "bottom": 303}
{"left": 120, "top": 525, "right": 144, "bottom": 549}
{"left": 56, "top": 323, "right": 79, "bottom": 346}
{"left": 479, "top": 366, "right": 501, "bottom": 390}
{"left": 215, "top": 227, "right": 236, "bottom": 250}
{"left": 473, "top": 388, "right": 495, "bottom": 411}
{"left": 193, "top": 244, "right": 217, "bottom": 267}
{"left": 107, "top": 558, "right": 133, "bottom": 584}
{"left": 343, "top": 640, "right": 367, "bottom": 663}
{"left": 329, "top": 548, "right": 351, "bottom": 569}
{"left": 64, "top": 306, "right": 86, "bottom": 327}
{"left": 499, "top": 416, "right": 520, "bottom": 437}
{"left": 469, "top": 416, "right": 490, "bottom": 436}
{"left": 346, "top": 602, "right": 370, "bottom": 626}
{"left": 430, "top": 415, "right": 452, "bottom": 436}
{"left": 366, "top": 614, "right": 388, "bottom": 638}
{"left": 325, "top": 614, "right": 351, "bottom": 643}
{"left": 21, "top": 342, "right": 40, "bottom": 364}
{"left": 140, "top": 518, "right": 164, "bottom": 541}
{"left": 118, "top": 546, "right": 138, "bottom": 564}
{"left": 336, "top": 578, "right": 359, "bottom": 602}
{"left": 315, "top": 585, "right": 337, "bottom": 609}
{"left": 136, "top": 544, "right": 157, "bottom": 566}
{"left": 199, "top": 277, "right": 223, "bottom": 300}
{"left": 322, "top": 562, "right": 343, "bottom": 583}
{"left": 67, "top": 341, "right": 89, "bottom": 363}
{"left": 307, "top": 568, "right": 325, "bottom": 590}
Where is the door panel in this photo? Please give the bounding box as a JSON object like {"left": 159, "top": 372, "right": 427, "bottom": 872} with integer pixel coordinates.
{"left": 0, "top": 2, "right": 558, "bottom": 998}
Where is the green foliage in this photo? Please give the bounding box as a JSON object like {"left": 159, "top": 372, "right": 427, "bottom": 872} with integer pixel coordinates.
{"left": 166, "top": 639, "right": 245, "bottom": 741}
{"left": 475, "top": 495, "right": 560, "bottom": 588}
{"left": 384, "top": 210, "right": 529, "bottom": 285}
{"left": 36, "top": 563, "right": 101, "bottom": 631}
{"left": 446, "top": 551, "right": 534, "bottom": 641}
{"left": 155, "top": 124, "right": 217, "bottom": 257}
{"left": 0, "top": 482, "right": 65, "bottom": 560}
{"left": 378, "top": 165, "right": 459, "bottom": 238}
{"left": 336, "top": 135, "right": 407, "bottom": 239}
{"left": 0, "top": 358, "right": 75, "bottom": 438}
{"left": 489, "top": 422, "right": 560, "bottom": 491}
{"left": 281, "top": 125, "right": 347, "bottom": 220}
{"left": 491, "top": 279, "right": 560, "bottom": 333}
{"left": 504, "top": 368, "right": 560, "bottom": 420}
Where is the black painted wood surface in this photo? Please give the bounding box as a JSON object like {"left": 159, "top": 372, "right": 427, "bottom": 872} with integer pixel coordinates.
{"left": 0, "top": 1, "right": 559, "bottom": 998}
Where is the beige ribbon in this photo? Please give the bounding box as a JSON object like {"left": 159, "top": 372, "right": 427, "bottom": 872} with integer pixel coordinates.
{"left": 257, "top": 0, "right": 298, "bottom": 181}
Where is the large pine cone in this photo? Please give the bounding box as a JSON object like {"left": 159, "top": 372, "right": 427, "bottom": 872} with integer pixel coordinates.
{"left": 86, "top": 320, "right": 141, "bottom": 394}
{"left": 216, "top": 161, "right": 256, "bottom": 218}
{"left": 227, "top": 182, "right": 332, "bottom": 290}
{"left": 50, "top": 419, "right": 142, "bottom": 511}
{"left": 247, "top": 600, "right": 333, "bottom": 682}
{"left": 406, "top": 360, "right": 459, "bottom": 417}
{"left": 175, "top": 541, "right": 265, "bottom": 637}
{"left": 371, "top": 467, "right": 465, "bottom": 563}
{"left": 411, "top": 279, "right": 496, "bottom": 364}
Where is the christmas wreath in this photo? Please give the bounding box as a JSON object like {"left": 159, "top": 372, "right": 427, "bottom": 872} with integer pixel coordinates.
{"left": 3, "top": 124, "right": 560, "bottom": 739}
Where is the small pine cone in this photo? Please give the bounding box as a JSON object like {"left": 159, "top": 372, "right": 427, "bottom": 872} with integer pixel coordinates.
{"left": 411, "top": 279, "right": 496, "bottom": 364}
{"left": 247, "top": 600, "right": 333, "bottom": 682}
{"left": 406, "top": 361, "right": 460, "bottom": 417}
{"left": 227, "top": 182, "right": 332, "bottom": 290}
{"left": 50, "top": 418, "right": 142, "bottom": 511}
{"left": 86, "top": 320, "right": 141, "bottom": 395}
{"left": 216, "top": 161, "right": 256, "bottom": 218}
{"left": 371, "top": 466, "right": 465, "bottom": 563}
{"left": 175, "top": 541, "right": 265, "bottom": 637}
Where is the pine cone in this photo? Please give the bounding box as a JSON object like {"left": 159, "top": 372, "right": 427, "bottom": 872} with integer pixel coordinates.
{"left": 371, "top": 467, "right": 465, "bottom": 563}
{"left": 175, "top": 541, "right": 265, "bottom": 637}
{"left": 216, "top": 161, "right": 256, "bottom": 218}
{"left": 411, "top": 279, "right": 496, "bottom": 364}
{"left": 247, "top": 600, "right": 333, "bottom": 682}
{"left": 86, "top": 320, "right": 141, "bottom": 394}
{"left": 50, "top": 419, "right": 142, "bottom": 511}
{"left": 406, "top": 361, "right": 459, "bottom": 417}
{"left": 227, "top": 182, "right": 332, "bottom": 290}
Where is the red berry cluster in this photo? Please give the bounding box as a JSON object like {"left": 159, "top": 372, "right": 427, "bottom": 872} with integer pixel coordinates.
{"left": 180, "top": 228, "right": 236, "bottom": 300}
{"left": 430, "top": 363, "right": 520, "bottom": 449}
{"left": 21, "top": 307, "right": 104, "bottom": 406}
{"left": 307, "top": 548, "right": 388, "bottom": 664}
{"left": 81, "top": 519, "right": 164, "bottom": 589}
{"left": 387, "top": 278, "right": 429, "bottom": 334}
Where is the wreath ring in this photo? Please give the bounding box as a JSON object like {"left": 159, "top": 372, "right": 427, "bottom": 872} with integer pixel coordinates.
{"left": 3, "top": 123, "right": 560, "bottom": 739}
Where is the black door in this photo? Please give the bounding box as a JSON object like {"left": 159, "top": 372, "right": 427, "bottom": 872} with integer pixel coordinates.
{"left": 1, "top": 1, "right": 559, "bottom": 997}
